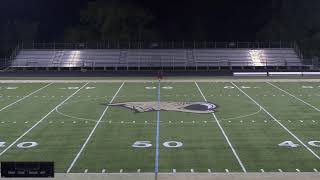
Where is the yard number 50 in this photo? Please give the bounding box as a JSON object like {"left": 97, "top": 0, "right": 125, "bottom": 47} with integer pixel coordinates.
{"left": 132, "top": 141, "right": 183, "bottom": 148}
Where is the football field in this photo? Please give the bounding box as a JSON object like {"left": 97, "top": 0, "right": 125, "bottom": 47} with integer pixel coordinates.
{"left": 1, "top": 79, "right": 320, "bottom": 174}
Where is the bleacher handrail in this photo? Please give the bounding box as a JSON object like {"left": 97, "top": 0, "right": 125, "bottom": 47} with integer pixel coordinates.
{"left": 18, "top": 41, "right": 296, "bottom": 50}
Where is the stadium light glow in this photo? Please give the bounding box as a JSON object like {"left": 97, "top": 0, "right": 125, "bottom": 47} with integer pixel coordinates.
{"left": 249, "top": 50, "right": 264, "bottom": 66}
{"left": 67, "top": 50, "right": 82, "bottom": 67}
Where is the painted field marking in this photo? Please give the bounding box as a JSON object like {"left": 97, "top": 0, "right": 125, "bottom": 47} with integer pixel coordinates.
{"left": 173, "top": 169, "right": 176, "bottom": 173}
{"left": 232, "top": 82, "right": 320, "bottom": 161}
{"left": 313, "top": 168, "right": 318, "bottom": 172}
{"left": 137, "top": 169, "right": 141, "bottom": 173}
{"left": 0, "top": 83, "right": 52, "bottom": 113}
{"left": 0, "top": 82, "right": 89, "bottom": 157}
{"left": 208, "top": 169, "right": 211, "bottom": 173}
{"left": 67, "top": 82, "right": 125, "bottom": 173}
{"left": 267, "top": 82, "right": 320, "bottom": 112}
{"left": 225, "top": 169, "right": 229, "bottom": 173}
{"left": 278, "top": 169, "right": 283, "bottom": 173}
{"left": 120, "top": 169, "right": 123, "bottom": 173}
{"left": 155, "top": 80, "right": 161, "bottom": 179}
{"left": 190, "top": 169, "right": 194, "bottom": 173}
{"left": 260, "top": 169, "right": 265, "bottom": 172}
{"left": 84, "top": 169, "right": 88, "bottom": 173}
{"left": 195, "top": 82, "right": 247, "bottom": 173}
{"left": 102, "top": 169, "right": 106, "bottom": 173}
{"left": 296, "top": 169, "right": 300, "bottom": 172}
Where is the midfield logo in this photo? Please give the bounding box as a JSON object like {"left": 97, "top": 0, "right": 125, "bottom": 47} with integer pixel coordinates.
{"left": 107, "top": 102, "right": 217, "bottom": 114}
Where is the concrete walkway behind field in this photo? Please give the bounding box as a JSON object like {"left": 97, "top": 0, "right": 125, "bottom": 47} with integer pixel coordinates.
{"left": 3, "top": 173, "right": 320, "bottom": 180}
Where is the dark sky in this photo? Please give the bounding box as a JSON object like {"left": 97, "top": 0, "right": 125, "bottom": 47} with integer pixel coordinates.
{"left": 0, "top": 0, "right": 275, "bottom": 41}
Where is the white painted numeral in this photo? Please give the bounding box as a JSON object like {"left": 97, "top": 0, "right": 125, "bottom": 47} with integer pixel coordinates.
{"left": 17, "top": 142, "right": 38, "bottom": 149}
{"left": 0, "top": 142, "right": 6, "bottom": 147}
{"left": 68, "top": 87, "right": 79, "bottom": 90}
{"left": 308, "top": 141, "right": 320, "bottom": 147}
{"left": 302, "top": 86, "right": 314, "bottom": 89}
{"left": 163, "top": 141, "right": 183, "bottom": 148}
{"left": 132, "top": 141, "right": 183, "bottom": 148}
{"left": 85, "top": 87, "right": 96, "bottom": 90}
{"left": 278, "top": 141, "right": 299, "bottom": 148}
{"left": 6, "top": 87, "right": 18, "bottom": 90}
{"left": 132, "top": 141, "right": 152, "bottom": 148}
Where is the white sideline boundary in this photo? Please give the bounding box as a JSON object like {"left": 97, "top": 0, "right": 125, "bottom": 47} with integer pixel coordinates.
{"left": 231, "top": 82, "right": 320, "bottom": 160}
{"left": 0, "top": 82, "right": 89, "bottom": 157}
{"left": 0, "top": 83, "right": 53, "bottom": 112}
{"left": 3, "top": 79, "right": 320, "bottom": 84}
{"left": 66, "top": 82, "right": 125, "bottom": 173}
{"left": 267, "top": 82, "right": 320, "bottom": 112}
{"left": 195, "top": 82, "right": 247, "bottom": 173}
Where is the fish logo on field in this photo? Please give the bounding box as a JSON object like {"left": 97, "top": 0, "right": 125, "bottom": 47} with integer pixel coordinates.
{"left": 106, "top": 101, "right": 217, "bottom": 114}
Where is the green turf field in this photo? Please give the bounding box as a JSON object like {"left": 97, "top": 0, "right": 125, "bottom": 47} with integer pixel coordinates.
{"left": 1, "top": 80, "right": 320, "bottom": 173}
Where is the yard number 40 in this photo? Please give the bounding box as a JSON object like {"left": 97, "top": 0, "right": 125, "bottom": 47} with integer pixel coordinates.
{"left": 279, "top": 141, "right": 320, "bottom": 148}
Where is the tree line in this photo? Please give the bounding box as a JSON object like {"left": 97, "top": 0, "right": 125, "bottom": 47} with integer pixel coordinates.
{"left": 0, "top": 0, "right": 319, "bottom": 57}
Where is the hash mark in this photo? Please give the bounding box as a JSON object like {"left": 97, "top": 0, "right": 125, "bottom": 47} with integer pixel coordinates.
{"left": 173, "top": 169, "right": 176, "bottom": 173}
{"left": 84, "top": 169, "right": 88, "bottom": 173}
{"left": 102, "top": 169, "right": 106, "bottom": 173}
{"left": 120, "top": 169, "right": 123, "bottom": 173}
{"left": 190, "top": 169, "right": 194, "bottom": 173}
{"left": 225, "top": 169, "right": 229, "bottom": 173}
{"left": 260, "top": 169, "right": 265, "bottom": 172}
{"left": 296, "top": 169, "right": 300, "bottom": 172}
{"left": 313, "top": 168, "right": 318, "bottom": 172}
{"left": 278, "top": 169, "right": 283, "bottom": 172}
{"left": 208, "top": 169, "right": 211, "bottom": 173}
{"left": 137, "top": 169, "right": 141, "bottom": 173}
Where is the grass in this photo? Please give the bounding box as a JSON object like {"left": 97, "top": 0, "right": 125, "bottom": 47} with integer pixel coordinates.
{"left": 0, "top": 80, "right": 320, "bottom": 173}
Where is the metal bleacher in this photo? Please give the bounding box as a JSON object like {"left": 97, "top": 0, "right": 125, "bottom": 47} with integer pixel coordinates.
{"left": 9, "top": 42, "right": 305, "bottom": 70}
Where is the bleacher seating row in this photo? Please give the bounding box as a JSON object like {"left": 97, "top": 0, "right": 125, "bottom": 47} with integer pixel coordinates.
{"left": 10, "top": 48, "right": 303, "bottom": 68}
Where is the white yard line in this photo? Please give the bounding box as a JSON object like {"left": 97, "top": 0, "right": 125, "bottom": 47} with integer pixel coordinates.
{"left": 0, "top": 82, "right": 89, "bottom": 157}
{"left": 66, "top": 82, "right": 125, "bottom": 173}
{"left": 195, "top": 82, "right": 247, "bottom": 173}
{"left": 267, "top": 82, "right": 320, "bottom": 112}
{"left": 0, "top": 83, "right": 53, "bottom": 112}
{"left": 231, "top": 82, "right": 320, "bottom": 160}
